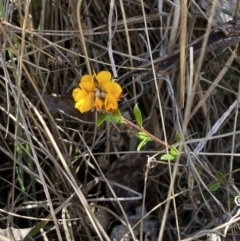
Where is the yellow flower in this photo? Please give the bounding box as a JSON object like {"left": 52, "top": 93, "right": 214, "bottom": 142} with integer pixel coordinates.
{"left": 72, "top": 71, "right": 122, "bottom": 113}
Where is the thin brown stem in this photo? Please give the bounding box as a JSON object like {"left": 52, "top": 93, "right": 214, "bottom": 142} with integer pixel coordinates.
{"left": 123, "top": 117, "right": 169, "bottom": 148}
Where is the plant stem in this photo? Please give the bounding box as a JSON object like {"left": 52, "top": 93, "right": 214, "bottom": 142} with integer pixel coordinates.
{"left": 123, "top": 117, "right": 169, "bottom": 148}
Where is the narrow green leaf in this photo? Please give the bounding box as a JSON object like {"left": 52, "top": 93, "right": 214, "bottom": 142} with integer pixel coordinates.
{"left": 135, "top": 132, "right": 153, "bottom": 140}
{"left": 196, "top": 166, "right": 202, "bottom": 175}
{"left": 221, "top": 8, "right": 232, "bottom": 16}
{"left": 208, "top": 182, "right": 220, "bottom": 192}
{"left": 23, "top": 219, "right": 48, "bottom": 241}
{"left": 97, "top": 113, "right": 108, "bottom": 126}
{"left": 134, "top": 104, "right": 143, "bottom": 127}
{"left": 175, "top": 132, "right": 182, "bottom": 142}
{"left": 0, "top": 0, "right": 4, "bottom": 18}
{"left": 215, "top": 171, "right": 227, "bottom": 185}
{"left": 23, "top": 196, "right": 74, "bottom": 241}
{"left": 228, "top": 197, "right": 235, "bottom": 206}
{"left": 137, "top": 138, "right": 150, "bottom": 151}
{"left": 170, "top": 146, "right": 179, "bottom": 157}
{"left": 161, "top": 154, "right": 176, "bottom": 161}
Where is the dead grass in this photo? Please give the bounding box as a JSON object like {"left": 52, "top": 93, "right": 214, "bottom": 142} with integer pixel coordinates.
{"left": 0, "top": 0, "right": 240, "bottom": 241}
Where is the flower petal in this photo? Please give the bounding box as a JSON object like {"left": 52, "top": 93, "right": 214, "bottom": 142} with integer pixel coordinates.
{"left": 72, "top": 88, "right": 88, "bottom": 101}
{"left": 95, "top": 97, "right": 104, "bottom": 110}
{"left": 76, "top": 100, "right": 92, "bottom": 113}
{"left": 96, "top": 71, "right": 111, "bottom": 86}
{"left": 80, "top": 81, "right": 95, "bottom": 92}
{"left": 81, "top": 74, "right": 93, "bottom": 83}
{"left": 103, "top": 82, "right": 122, "bottom": 99}
{"left": 75, "top": 92, "right": 93, "bottom": 113}
{"left": 104, "top": 93, "right": 118, "bottom": 111}
{"left": 72, "top": 88, "right": 80, "bottom": 100}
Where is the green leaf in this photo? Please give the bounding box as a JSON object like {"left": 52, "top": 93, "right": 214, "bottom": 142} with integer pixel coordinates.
{"left": 134, "top": 104, "right": 143, "bottom": 127}
{"left": 208, "top": 182, "right": 220, "bottom": 192}
{"left": 97, "top": 113, "right": 108, "bottom": 126}
{"left": 112, "top": 109, "right": 122, "bottom": 117}
{"left": 97, "top": 110, "right": 125, "bottom": 126}
{"left": 228, "top": 197, "right": 235, "bottom": 206}
{"left": 175, "top": 132, "right": 182, "bottom": 142}
{"left": 170, "top": 146, "right": 179, "bottom": 157}
{"left": 98, "top": 109, "right": 125, "bottom": 124}
{"left": 135, "top": 132, "right": 153, "bottom": 141}
{"left": 0, "top": 0, "right": 4, "bottom": 18}
{"left": 105, "top": 114, "right": 125, "bottom": 124}
{"left": 161, "top": 154, "right": 177, "bottom": 161}
{"left": 137, "top": 138, "right": 150, "bottom": 151}
{"left": 23, "top": 219, "right": 49, "bottom": 241}
{"left": 23, "top": 195, "right": 74, "bottom": 241}
{"left": 31, "top": 0, "right": 42, "bottom": 28}
{"left": 215, "top": 171, "right": 227, "bottom": 185}
{"left": 196, "top": 166, "right": 202, "bottom": 175}
{"left": 221, "top": 8, "right": 232, "bottom": 16}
